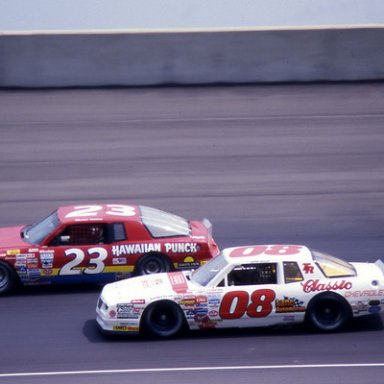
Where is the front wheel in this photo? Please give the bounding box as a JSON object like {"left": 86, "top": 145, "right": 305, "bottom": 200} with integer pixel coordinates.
{"left": 141, "top": 301, "right": 185, "bottom": 338}
{"left": 307, "top": 293, "right": 351, "bottom": 332}
{"left": 0, "top": 262, "right": 17, "bottom": 294}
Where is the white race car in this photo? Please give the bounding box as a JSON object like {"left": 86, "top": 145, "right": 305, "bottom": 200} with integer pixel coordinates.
{"left": 96, "top": 244, "right": 384, "bottom": 338}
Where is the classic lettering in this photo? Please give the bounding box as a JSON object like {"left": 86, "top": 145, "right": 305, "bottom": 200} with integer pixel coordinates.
{"left": 301, "top": 279, "right": 352, "bottom": 293}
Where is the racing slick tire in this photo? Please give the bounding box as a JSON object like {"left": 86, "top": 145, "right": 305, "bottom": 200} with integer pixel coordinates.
{"left": 141, "top": 300, "right": 186, "bottom": 338}
{"left": 134, "top": 253, "right": 172, "bottom": 276}
{"left": 306, "top": 293, "right": 352, "bottom": 332}
{"left": 0, "top": 261, "right": 18, "bottom": 294}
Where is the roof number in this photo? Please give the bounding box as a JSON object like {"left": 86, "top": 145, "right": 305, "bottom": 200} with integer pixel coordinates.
{"left": 65, "top": 204, "right": 137, "bottom": 218}
{"left": 229, "top": 245, "right": 302, "bottom": 258}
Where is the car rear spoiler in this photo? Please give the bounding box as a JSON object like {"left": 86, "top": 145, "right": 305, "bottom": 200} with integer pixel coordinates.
{"left": 374, "top": 259, "right": 384, "bottom": 275}
{"left": 202, "top": 218, "right": 213, "bottom": 237}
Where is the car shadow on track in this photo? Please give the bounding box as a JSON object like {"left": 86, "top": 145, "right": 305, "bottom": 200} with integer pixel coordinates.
{"left": 83, "top": 313, "right": 384, "bottom": 343}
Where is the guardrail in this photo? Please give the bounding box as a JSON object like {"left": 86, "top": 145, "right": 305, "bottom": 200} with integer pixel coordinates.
{"left": 1, "top": 26, "right": 383, "bottom": 87}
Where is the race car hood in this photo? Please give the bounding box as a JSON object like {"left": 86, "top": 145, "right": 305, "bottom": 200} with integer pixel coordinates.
{"left": 0, "top": 225, "right": 27, "bottom": 250}
{"left": 101, "top": 271, "right": 193, "bottom": 305}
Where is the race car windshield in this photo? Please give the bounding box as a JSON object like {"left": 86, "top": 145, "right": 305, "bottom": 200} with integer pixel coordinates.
{"left": 23, "top": 210, "right": 61, "bottom": 244}
{"left": 191, "top": 253, "right": 229, "bottom": 286}
{"left": 313, "top": 250, "right": 356, "bottom": 278}
{"left": 140, "top": 206, "right": 191, "bottom": 238}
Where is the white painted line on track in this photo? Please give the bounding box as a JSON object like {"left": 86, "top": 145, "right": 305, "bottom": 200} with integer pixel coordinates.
{"left": 1, "top": 363, "right": 383, "bottom": 378}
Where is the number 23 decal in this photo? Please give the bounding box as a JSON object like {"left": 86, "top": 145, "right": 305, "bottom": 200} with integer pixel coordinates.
{"left": 65, "top": 204, "right": 136, "bottom": 218}
{"left": 59, "top": 247, "right": 108, "bottom": 275}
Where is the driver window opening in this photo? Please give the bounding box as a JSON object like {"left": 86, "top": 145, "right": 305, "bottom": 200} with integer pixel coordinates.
{"left": 227, "top": 263, "right": 277, "bottom": 286}
{"left": 50, "top": 223, "right": 106, "bottom": 246}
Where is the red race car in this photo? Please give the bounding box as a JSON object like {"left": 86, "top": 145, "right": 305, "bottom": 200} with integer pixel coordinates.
{"left": 0, "top": 204, "right": 219, "bottom": 294}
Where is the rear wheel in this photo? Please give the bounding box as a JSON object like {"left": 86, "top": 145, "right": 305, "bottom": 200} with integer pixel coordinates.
{"left": 135, "top": 253, "right": 171, "bottom": 276}
{"left": 0, "top": 262, "right": 17, "bottom": 294}
{"left": 307, "top": 293, "right": 351, "bottom": 332}
{"left": 141, "top": 301, "right": 185, "bottom": 338}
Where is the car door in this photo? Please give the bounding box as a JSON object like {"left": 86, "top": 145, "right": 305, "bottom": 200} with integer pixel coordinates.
{"left": 215, "top": 262, "right": 280, "bottom": 328}
{"left": 47, "top": 222, "right": 110, "bottom": 283}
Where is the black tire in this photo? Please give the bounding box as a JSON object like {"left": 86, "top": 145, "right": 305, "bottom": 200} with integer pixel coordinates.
{"left": 307, "top": 293, "right": 351, "bottom": 332}
{"left": 134, "top": 253, "right": 171, "bottom": 276}
{"left": 141, "top": 301, "right": 185, "bottom": 338}
{"left": 0, "top": 261, "right": 17, "bottom": 294}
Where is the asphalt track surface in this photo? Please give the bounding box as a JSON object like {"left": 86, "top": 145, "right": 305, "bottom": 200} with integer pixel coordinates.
{"left": 0, "top": 83, "right": 383, "bottom": 384}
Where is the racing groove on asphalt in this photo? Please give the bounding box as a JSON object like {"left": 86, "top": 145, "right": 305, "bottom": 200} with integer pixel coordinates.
{"left": 0, "top": 83, "right": 383, "bottom": 384}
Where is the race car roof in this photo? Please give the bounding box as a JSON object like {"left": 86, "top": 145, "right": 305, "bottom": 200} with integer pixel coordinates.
{"left": 57, "top": 204, "right": 141, "bottom": 224}
{"left": 222, "top": 245, "right": 313, "bottom": 264}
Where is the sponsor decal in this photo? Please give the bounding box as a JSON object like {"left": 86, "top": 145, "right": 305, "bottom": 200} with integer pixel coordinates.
{"left": 302, "top": 279, "right": 352, "bottom": 293}
{"left": 197, "top": 316, "right": 220, "bottom": 329}
{"left": 196, "top": 295, "right": 208, "bottom": 304}
{"left": 42, "top": 269, "right": 53, "bottom": 276}
{"left": 351, "top": 301, "right": 369, "bottom": 314}
{"left": 116, "top": 303, "right": 141, "bottom": 319}
{"left": 112, "top": 257, "right": 127, "bottom": 265}
{"left": 302, "top": 263, "right": 314, "bottom": 274}
{"left": 283, "top": 315, "right": 296, "bottom": 322}
{"left": 208, "top": 296, "right": 221, "bottom": 308}
{"left": 27, "top": 259, "right": 39, "bottom": 269}
{"left": 109, "top": 310, "right": 117, "bottom": 318}
{"left": 131, "top": 299, "right": 145, "bottom": 305}
{"left": 40, "top": 253, "right": 54, "bottom": 269}
{"left": 28, "top": 268, "right": 40, "bottom": 280}
{"left": 141, "top": 277, "right": 163, "bottom": 288}
{"left": 16, "top": 265, "right": 27, "bottom": 275}
{"left": 112, "top": 243, "right": 161, "bottom": 256}
{"left": 112, "top": 325, "right": 139, "bottom": 332}
{"left": 345, "top": 289, "right": 384, "bottom": 298}
{"left": 276, "top": 297, "right": 305, "bottom": 313}
{"left": 15, "top": 256, "right": 27, "bottom": 267}
{"left": 194, "top": 310, "right": 208, "bottom": 321}
{"left": 177, "top": 256, "right": 200, "bottom": 269}
{"left": 180, "top": 296, "right": 196, "bottom": 306}
{"left": 6, "top": 249, "right": 20, "bottom": 256}
{"left": 208, "top": 310, "right": 219, "bottom": 318}
{"left": 164, "top": 243, "right": 198, "bottom": 254}
{"left": 185, "top": 309, "right": 195, "bottom": 319}
{"left": 168, "top": 272, "right": 188, "bottom": 293}
{"left": 117, "top": 303, "right": 133, "bottom": 313}
{"left": 368, "top": 306, "right": 381, "bottom": 314}
{"left": 15, "top": 254, "right": 36, "bottom": 265}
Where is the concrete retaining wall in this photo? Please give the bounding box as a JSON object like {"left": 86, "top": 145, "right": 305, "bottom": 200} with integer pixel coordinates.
{"left": 1, "top": 27, "right": 384, "bottom": 87}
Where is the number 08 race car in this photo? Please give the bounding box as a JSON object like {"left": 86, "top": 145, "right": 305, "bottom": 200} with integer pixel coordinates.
{"left": 96, "top": 244, "right": 384, "bottom": 337}
{"left": 0, "top": 204, "right": 219, "bottom": 294}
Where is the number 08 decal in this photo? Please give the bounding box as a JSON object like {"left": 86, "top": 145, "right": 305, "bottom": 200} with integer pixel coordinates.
{"left": 219, "top": 289, "right": 276, "bottom": 319}
{"left": 59, "top": 247, "right": 108, "bottom": 275}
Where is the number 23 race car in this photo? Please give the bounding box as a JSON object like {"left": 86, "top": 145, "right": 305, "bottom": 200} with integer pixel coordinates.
{"left": 96, "top": 244, "right": 384, "bottom": 337}
{"left": 0, "top": 204, "right": 219, "bottom": 294}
